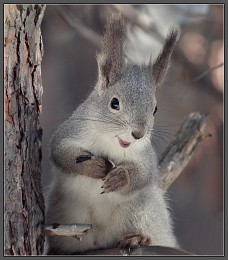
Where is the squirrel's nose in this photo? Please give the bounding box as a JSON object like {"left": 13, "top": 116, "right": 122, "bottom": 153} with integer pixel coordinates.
{"left": 131, "top": 130, "right": 145, "bottom": 140}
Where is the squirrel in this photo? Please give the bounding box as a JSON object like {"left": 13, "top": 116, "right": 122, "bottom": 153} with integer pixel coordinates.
{"left": 45, "top": 13, "right": 180, "bottom": 255}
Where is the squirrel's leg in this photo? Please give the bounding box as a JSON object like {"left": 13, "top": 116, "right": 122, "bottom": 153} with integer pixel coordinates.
{"left": 118, "top": 233, "right": 153, "bottom": 250}
{"left": 51, "top": 140, "right": 113, "bottom": 179}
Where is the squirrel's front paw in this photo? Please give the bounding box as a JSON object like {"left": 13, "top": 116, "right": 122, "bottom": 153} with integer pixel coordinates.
{"left": 101, "top": 167, "right": 130, "bottom": 193}
{"left": 76, "top": 155, "right": 113, "bottom": 179}
{"left": 118, "top": 233, "right": 152, "bottom": 250}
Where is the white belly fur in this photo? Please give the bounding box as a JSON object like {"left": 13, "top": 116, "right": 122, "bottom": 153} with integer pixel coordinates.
{"left": 48, "top": 173, "right": 131, "bottom": 253}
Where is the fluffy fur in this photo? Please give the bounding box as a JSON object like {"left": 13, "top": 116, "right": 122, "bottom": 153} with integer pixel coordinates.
{"left": 45, "top": 13, "right": 180, "bottom": 255}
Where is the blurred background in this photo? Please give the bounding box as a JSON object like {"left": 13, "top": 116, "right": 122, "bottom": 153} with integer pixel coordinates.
{"left": 40, "top": 4, "right": 224, "bottom": 255}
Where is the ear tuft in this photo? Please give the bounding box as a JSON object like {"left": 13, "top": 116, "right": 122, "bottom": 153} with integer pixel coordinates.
{"left": 96, "top": 13, "right": 125, "bottom": 95}
{"left": 152, "top": 27, "right": 181, "bottom": 86}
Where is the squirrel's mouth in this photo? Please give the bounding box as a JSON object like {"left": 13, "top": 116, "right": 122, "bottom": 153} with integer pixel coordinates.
{"left": 119, "top": 138, "right": 131, "bottom": 148}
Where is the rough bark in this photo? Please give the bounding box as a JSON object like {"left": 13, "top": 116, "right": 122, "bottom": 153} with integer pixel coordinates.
{"left": 158, "top": 112, "right": 209, "bottom": 191}
{"left": 4, "top": 4, "right": 46, "bottom": 255}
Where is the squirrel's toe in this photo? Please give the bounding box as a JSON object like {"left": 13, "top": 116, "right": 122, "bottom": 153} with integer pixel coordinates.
{"left": 118, "top": 233, "right": 152, "bottom": 250}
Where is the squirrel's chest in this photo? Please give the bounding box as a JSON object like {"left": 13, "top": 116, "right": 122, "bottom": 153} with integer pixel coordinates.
{"left": 63, "top": 175, "right": 126, "bottom": 222}
{"left": 58, "top": 175, "right": 128, "bottom": 251}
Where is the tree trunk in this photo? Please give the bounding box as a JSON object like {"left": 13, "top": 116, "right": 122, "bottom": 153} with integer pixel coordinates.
{"left": 4, "top": 4, "right": 46, "bottom": 255}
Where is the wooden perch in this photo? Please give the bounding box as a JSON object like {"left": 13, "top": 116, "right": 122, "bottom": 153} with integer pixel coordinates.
{"left": 41, "top": 223, "right": 91, "bottom": 239}
{"left": 82, "top": 245, "right": 192, "bottom": 255}
{"left": 158, "top": 112, "right": 210, "bottom": 191}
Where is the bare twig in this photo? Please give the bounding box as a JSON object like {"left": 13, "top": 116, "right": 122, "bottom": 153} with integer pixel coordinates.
{"left": 41, "top": 223, "right": 91, "bottom": 238}
{"left": 172, "top": 47, "right": 223, "bottom": 102}
{"left": 193, "top": 63, "right": 224, "bottom": 82}
{"left": 55, "top": 7, "right": 101, "bottom": 48}
{"left": 158, "top": 112, "right": 210, "bottom": 191}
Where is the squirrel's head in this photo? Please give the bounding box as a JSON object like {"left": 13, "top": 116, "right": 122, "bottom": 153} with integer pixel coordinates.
{"left": 93, "top": 13, "right": 180, "bottom": 150}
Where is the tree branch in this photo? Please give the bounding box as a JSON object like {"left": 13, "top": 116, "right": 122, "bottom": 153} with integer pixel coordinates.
{"left": 193, "top": 63, "right": 224, "bottom": 82}
{"left": 82, "top": 245, "right": 192, "bottom": 255}
{"left": 158, "top": 112, "right": 210, "bottom": 191}
{"left": 55, "top": 7, "right": 101, "bottom": 48}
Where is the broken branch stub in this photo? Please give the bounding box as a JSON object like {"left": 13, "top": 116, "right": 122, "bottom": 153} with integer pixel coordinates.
{"left": 158, "top": 112, "right": 210, "bottom": 191}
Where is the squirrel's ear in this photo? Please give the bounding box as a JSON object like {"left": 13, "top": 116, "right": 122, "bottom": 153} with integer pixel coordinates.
{"left": 152, "top": 28, "right": 180, "bottom": 87}
{"left": 96, "top": 13, "right": 125, "bottom": 96}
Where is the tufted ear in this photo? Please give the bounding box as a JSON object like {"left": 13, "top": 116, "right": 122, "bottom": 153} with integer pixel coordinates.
{"left": 152, "top": 28, "right": 180, "bottom": 87}
{"left": 96, "top": 13, "right": 125, "bottom": 96}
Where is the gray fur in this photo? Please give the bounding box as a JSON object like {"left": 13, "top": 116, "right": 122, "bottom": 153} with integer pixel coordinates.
{"left": 45, "top": 13, "right": 180, "bottom": 255}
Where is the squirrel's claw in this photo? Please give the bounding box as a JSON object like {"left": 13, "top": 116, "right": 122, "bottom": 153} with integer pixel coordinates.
{"left": 100, "top": 167, "right": 129, "bottom": 194}
{"left": 118, "top": 233, "right": 152, "bottom": 250}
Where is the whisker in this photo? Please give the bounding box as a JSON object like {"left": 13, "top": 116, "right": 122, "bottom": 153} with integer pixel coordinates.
{"left": 155, "top": 124, "right": 178, "bottom": 128}
{"left": 155, "top": 119, "right": 181, "bottom": 128}
{"left": 151, "top": 134, "right": 171, "bottom": 146}
{"left": 86, "top": 108, "right": 128, "bottom": 126}
{"left": 144, "top": 136, "right": 163, "bottom": 156}
{"left": 82, "top": 125, "right": 122, "bottom": 135}
{"left": 154, "top": 127, "right": 178, "bottom": 133}
{"left": 153, "top": 130, "right": 176, "bottom": 137}
{"left": 151, "top": 140, "right": 161, "bottom": 154}
{"left": 152, "top": 134, "right": 174, "bottom": 143}
{"left": 73, "top": 117, "right": 125, "bottom": 128}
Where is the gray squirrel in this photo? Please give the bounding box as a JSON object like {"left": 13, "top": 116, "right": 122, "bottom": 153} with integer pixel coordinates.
{"left": 45, "top": 13, "right": 180, "bottom": 255}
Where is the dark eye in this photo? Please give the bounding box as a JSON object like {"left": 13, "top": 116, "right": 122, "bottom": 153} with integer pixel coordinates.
{"left": 153, "top": 106, "right": 157, "bottom": 116}
{"left": 110, "top": 98, "right": 120, "bottom": 110}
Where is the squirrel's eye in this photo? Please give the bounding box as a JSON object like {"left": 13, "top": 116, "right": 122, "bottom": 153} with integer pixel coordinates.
{"left": 110, "top": 98, "right": 120, "bottom": 110}
{"left": 153, "top": 106, "right": 157, "bottom": 116}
